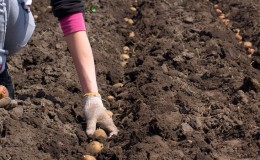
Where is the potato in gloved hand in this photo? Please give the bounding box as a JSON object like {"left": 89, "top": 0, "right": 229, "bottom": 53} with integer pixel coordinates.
{"left": 0, "top": 85, "right": 11, "bottom": 109}
{"left": 83, "top": 94, "right": 119, "bottom": 137}
{"left": 0, "top": 85, "right": 9, "bottom": 98}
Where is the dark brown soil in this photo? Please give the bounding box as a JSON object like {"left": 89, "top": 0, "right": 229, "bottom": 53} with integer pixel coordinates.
{"left": 1, "top": 0, "right": 259, "bottom": 160}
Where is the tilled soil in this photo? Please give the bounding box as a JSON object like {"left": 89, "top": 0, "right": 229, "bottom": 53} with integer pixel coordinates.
{"left": 0, "top": 0, "right": 259, "bottom": 160}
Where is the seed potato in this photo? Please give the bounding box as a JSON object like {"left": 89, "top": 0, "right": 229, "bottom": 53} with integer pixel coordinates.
{"left": 120, "top": 54, "right": 130, "bottom": 60}
{"left": 123, "top": 46, "right": 130, "bottom": 51}
{"left": 128, "top": 19, "right": 134, "bottom": 24}
{"left": 244, "top": 41, "right": 252, "bottom": 47}
{"left": 83, "top": 155, "right": 96, "bottom": 160}
{"left": 130, "top": 6, "right": 137, "bottom": 12}
{"left": 107, "top": 96, "right": 115, "bottom": 101}
{"left": 0, "top": 85, "right": 9, "bottom": 98}
{"left": 120, "top": 61, "right": 128, "bottom": 67}
{"left": 235, "top": 34, "right": 242, "bottom": 41}
{"left": 129, "top": 31, "right": 135, "bottom": 38}
{"left": 113, "top": 83, "right": 124, "bottom": 89}
{"left": 87, "top": 141, "right": 104, "bottom": 154}
{"left": 247, "top": 48, "right": 255, "bottom": 55}
{"left": 215, "top": 9, "right": 222, "bottom": 14}
{"left": 93, "top": 129, "right": 108, "bottom": 138}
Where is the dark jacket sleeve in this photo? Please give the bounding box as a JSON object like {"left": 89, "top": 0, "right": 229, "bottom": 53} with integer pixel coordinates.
{"left": 51, "top": 0, "right": 84, "bottom": 20}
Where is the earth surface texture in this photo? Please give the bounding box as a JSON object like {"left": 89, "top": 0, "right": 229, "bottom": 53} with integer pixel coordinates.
{"left": 0, "top": 0, "right": 260, "bottom": 160}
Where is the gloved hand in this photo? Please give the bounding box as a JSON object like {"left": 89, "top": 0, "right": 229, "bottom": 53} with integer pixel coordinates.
{"left": 0, "top": 97, "right": 11, "bottom": 108}
{"left": 0, "top": 97, "right": 17, "bottom": 110}
{"left": 83, "top": 94, "right": 118, "bottom": 137}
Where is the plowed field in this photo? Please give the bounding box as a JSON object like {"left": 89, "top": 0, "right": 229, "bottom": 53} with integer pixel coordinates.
{"left": 1, "top": 0, "right": 259, "bottom": 160}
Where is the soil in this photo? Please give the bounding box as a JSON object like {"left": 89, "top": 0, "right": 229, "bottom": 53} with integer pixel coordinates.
{"left": 1, "top": 0, "right": 260, "bottom": 160}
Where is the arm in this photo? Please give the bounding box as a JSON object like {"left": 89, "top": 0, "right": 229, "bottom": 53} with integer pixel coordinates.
{"left": 51, "top": 0, "right": 97, "bottom": 93}
{"left": 50, "top": 0, "right": 118, "bottom": 136}
{"left": 65, "top": 30, "right": 118, "bottom": 137}
{"left": 64, "top": 31, "right": 98, "bottom": 93}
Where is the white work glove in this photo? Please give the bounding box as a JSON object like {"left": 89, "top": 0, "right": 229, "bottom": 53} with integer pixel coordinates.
{"left": 83, "top": 94, "right": 119, "bottom": 137}
{"left": 0, "top": 97, "right": 17, "bottom": 110}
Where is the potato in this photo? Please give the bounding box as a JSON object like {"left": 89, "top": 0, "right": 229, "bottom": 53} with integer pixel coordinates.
{"left": 120, "top": 61, "right": 128, "bottom": 67}
{"left": 247, "top": 48, "right": 255, "bottom": 55}
{"left": 83, "top": 155, "right": 96, "bottom": 160}
{"left": 0, "top": 85, "right": 9, "bottom": 98}
{"left": 93, "top": 129, "right": 108, "bottom": 138}
{"left": 129, "top": 31, "right": 135, "bottom": 38}
{"left": 130, "top": 6, "right": 137, "bottom": 12}
{"left": 113, "top": 83, "right": 124, "bottom": 89}
{"left": 213, "top": 4, "right": 218, "bottom": 9}
{"left": 235, "top": 34, "right": 242, "bottom": 41}
{"left": 127, "top": 19, "right": 134, "bottom": 24}
{"left": 222, "top": 19, "right": 230, "bottom": 25}
{"left": 215, "top": 9, "right": 222, "bottom": 14}
{"left": 120, "top": 54, "right": 130, "bottom": 60}
{"left": 33, "top": 15, "right": 38, "bottom": 19}
{"left": 124, "top": 17, "right": 129, "bottom": 22}
{"left": 218, "top": 14, "right": 225, "bottom": 19}
{"left": 244, "top": 41, "right": 252, "bottom": 47}
{"left": 123, "top": 46, "right": 130, "bottom": 52}
{"left": 107, "top": 96, "right": 115, "bottom": 101}
{"left": 86, "top": 141, "right": 103, "bottom": 154}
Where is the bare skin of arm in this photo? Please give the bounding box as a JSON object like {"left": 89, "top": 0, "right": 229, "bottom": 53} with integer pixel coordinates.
{"left": 64, "top": 31, "right": 98, "bottom": 94}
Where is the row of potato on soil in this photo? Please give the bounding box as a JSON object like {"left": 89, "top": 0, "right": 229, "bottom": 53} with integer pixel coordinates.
{"left": 212, "top": 3, "right": 256, "bottom": 57}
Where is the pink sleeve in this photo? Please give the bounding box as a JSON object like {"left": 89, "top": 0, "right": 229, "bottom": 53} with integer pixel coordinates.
{"left": 59, "top": 12, "right": 86, "bottom": 36}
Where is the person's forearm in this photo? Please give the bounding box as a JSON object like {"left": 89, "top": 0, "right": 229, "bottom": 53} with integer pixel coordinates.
{"left": 64, "top": 31, "right": 98, "bottom": 94}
